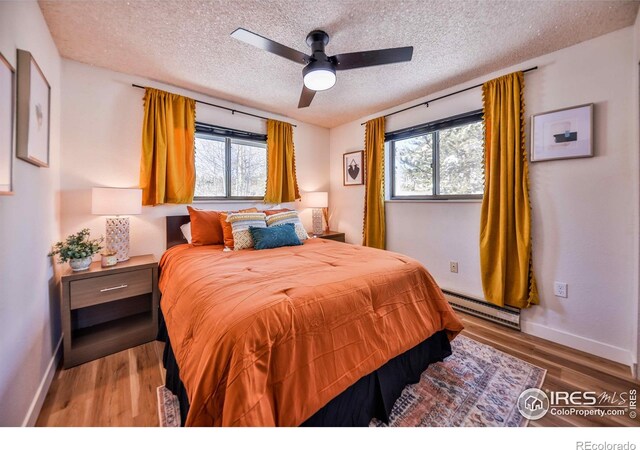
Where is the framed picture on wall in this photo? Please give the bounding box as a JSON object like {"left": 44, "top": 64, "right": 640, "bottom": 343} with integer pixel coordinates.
{"left": 16, "top": 49, "right": 50, "bottom": 168}
{"left": 343, "top": 150, "right": 364, "bottom": 185}
{"left": 0, "top": 52, "right": 15, "bottom": 195}
{"left": 531, "top": 103, "right": 593, "bottom": 162}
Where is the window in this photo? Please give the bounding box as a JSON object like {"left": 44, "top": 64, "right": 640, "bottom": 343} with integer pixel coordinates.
{"left": 194, "top": 126, "right": 267, "bottom": 200}
{"left": 389, "top": 111, "right": 484, "bottom": 199}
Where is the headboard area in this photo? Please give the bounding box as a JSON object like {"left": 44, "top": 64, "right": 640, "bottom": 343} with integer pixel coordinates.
{"left": 166, "top": 215, "right": 190, "bottom": 249}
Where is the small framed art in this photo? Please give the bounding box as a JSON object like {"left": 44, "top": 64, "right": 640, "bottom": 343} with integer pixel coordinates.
{"left": 16, "top": 49, "right": 50, "bottom": 168}
{"left": 343, "top": 150, "right": 364, "bottom": 185}
{"left": 531, "top": 103, "right": 593, "bottom": 162}
{"left": 0, "top": 52, "right": 15, "bottom": 195}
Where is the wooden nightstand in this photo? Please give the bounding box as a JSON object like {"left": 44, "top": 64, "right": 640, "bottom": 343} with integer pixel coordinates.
{"left": 60, "top": 254, "right": 159, "bottom": 368}
{"left": 310, "top": 230, "right": 346, "bottom": 243}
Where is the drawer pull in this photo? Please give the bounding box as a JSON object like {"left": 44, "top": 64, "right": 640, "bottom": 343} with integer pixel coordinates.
{"left": 100, "top": 284, "right": 128, "bottom": 293}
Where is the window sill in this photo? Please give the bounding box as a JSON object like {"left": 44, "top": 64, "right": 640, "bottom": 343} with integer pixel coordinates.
{"left": 385, "top": 198, "right": 482, "bottom": 204}
{"left": 193, "top": 198, "right": 264, "bottom": 203}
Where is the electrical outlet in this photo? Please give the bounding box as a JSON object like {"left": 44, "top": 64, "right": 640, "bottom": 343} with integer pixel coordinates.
{"left": 450, "top": 261, "right": 458, "bottom": 273}
{"left": 554, "top": 282, "right": 568, "bottom": 298}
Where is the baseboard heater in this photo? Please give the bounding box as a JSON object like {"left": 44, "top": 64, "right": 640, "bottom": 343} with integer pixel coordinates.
{"left": 443, "top": 290, "right": 521, "bottom": 331}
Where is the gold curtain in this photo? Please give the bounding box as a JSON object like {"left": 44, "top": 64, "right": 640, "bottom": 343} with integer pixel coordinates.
{"left": 139, "top": 88, "right": 196, "bottom": 206}
{"left": 362, "top": 116, "right": 386, "bottom": 249}
{"left": 480, "top": 72, "right": 538, "bottom": 308}
{"left": 264, "top": 119, "right": 300, "bottom": 203}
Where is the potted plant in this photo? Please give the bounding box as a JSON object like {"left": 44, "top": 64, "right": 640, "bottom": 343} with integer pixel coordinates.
{"left": 48, "top": 228, "right": 104, "bottom": 271}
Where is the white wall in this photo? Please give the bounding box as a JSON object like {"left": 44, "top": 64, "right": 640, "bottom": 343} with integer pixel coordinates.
{"left": 329, "top": 27, "right": 638, "bottom": 367}
{"left": 60, "top": 60, "right": 330, "bottom": 260}
{"left": 0, "top": 1, "right": 62, "bottom": 426}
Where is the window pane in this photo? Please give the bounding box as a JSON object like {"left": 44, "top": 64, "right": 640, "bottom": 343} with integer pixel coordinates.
{"left": 438, "top": 121, "right": 484, "bottom": 195}
{"left": 230, "top": 140, "right": 266, "bottom": 197}
{"left": 194, "top": 136, "right": 226, "bottom": 197}
{"left": 394, "top": 134, "right": 434, "bottom": 196}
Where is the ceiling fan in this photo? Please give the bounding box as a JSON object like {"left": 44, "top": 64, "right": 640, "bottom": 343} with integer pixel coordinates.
{"left": 230, "top": 28, "right": 414, "bottom": 108}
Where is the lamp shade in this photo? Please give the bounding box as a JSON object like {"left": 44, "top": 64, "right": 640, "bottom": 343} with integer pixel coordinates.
{"left": 92, "top": 187, "right": 142, "bottom": 216}
{"left": 305, "top": 191, "right": 328, "bottom": 208}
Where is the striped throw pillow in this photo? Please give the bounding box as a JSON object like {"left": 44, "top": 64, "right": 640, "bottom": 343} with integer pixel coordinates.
{"left": 227, "top": 212, "right": 267, "bottom": 250}
{"left": 265, "top": 211, "right": 309, "bottom": 242}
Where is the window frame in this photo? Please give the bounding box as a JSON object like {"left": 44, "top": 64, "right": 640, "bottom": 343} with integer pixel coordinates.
{"left": 193, "top": 129, "right": 267, "bottom": 201}
{"left": 388, "top": 110, "right": 484, "bottom": 201}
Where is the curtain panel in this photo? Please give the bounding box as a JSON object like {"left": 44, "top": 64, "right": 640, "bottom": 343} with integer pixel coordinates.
{"left": 362, "top": 116, "right": 386, "bottom": 249}
{"left": 139, "top": 88, "right": 196, "bottom": 206}
{"left": 264, "top": 119, "right": 300, "bottom": 203}
{"left": 480, "top": 71, "right": 538, "bottom": 309}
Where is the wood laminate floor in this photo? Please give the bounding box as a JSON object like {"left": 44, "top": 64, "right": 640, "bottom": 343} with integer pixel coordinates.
{"left": 36, "top": 311, "right": 639, "bottom": 427}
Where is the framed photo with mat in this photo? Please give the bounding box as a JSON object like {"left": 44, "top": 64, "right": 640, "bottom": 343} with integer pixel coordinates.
{"left": 0, "top": 52, "right": 15, "bottom": 195}
{"left": 343, "top": 150, "right": 364, "bottom": 185}
{"left": 16, "top": 49, "right": 50, "bottom": 168}
{"left": 531, "top": 103, "right": 593, "bottom": 162}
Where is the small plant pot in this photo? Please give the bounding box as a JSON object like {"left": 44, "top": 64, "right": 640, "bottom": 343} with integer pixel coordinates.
{"left": 69, "top": 256, "right": 92, "bottom": 272}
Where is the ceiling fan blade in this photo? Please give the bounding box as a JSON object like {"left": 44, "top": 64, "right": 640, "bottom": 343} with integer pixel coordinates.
{"left": 298, "top": 85, "right": 316, "bottom": 108}
{"left": 231, "top": 28, "right": 310, "bottom": 65}
{"left": 331, "top": 46, "right": 413, "bottom": 71}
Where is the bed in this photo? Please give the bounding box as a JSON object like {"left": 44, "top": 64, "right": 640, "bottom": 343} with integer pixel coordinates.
{"left": 159, "top": 215, "right": 464, "bottom": 426}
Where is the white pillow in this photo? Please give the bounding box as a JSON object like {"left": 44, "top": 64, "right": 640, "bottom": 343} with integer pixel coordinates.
{"left": 180, "top": 222, "right": 192, "bottom": 244}
{"left": 258, "top": 203, "right": 282, "bottom": 212}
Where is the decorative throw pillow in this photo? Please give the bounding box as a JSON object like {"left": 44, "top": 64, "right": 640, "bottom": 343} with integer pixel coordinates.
{"left": 180, "top": 222, "right": 192, "bottom": 244}
{"left": 249, "top": 223, "right": 301, "bottom": 250}
{"left": 227, "top": 211, "right": 267, "bottom": 250}
{"left": 187, "top": 206, "right": 224, "bottom": 245}
{"left": 266, "top": 210, "right": 309, "bottom": 241}
{"left": 220, "top": 208, "right": 258, "bottom": 249}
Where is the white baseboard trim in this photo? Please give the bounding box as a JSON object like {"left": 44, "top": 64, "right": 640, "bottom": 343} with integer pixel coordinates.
{"left": 21, "top": 336, "right": 62, "bottom": 427}
{"left": 521, "top": 320, "right": 634, "bottom": 370}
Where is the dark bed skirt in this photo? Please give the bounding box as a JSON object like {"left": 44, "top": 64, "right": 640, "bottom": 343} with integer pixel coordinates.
{"left": 157, "top": 313, "right": 452, "bottom": 427}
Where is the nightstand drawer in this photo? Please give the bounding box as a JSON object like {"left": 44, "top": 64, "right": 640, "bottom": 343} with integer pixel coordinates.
{"left": 70, "top": 269, "right": 152, "bottom": 310}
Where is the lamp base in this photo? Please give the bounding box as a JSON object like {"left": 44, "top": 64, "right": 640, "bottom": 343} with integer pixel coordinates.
{"left": 105, "top": 216, "right": 130, "bottom": 262}
{"left": 322, "top": 207, "right": 329, "bottom": 232}
{"left": 312, "top": 208, "right": 324, "bottom": 235}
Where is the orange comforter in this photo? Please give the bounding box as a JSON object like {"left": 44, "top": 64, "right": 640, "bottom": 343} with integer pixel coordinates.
{"left": 159, "top": 239, "right": 463, "bottom": 426}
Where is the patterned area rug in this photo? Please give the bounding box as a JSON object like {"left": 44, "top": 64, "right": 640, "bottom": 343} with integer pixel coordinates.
{"left": 157, "top": 335, "right": 546, "bottom": 427}
{"left": 370, "top": 334, "right": 546, "bottom": 427}
{"left": 157, "top": 386, "right": 181, "bottom": 427}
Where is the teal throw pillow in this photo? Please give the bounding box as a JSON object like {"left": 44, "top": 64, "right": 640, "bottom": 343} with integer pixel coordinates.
{"left": 249, "top": 223, "right": 302, "bottom": 250}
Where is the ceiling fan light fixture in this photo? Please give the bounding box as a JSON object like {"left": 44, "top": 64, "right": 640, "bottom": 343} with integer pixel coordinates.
{"left": 302, "top": 62, "right": 336, "bottom": 91}
{"left": 230, "top": 28, "right": 413, "bottom": 107}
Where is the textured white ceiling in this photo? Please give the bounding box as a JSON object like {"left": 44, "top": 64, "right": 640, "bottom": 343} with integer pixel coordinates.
{"left": 39, "top": 0, "right": 639, "bottom": 128}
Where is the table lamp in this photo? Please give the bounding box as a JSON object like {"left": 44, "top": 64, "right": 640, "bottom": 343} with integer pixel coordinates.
{"left": 92, "top": 187, "right": 142, "bottom": 261}
{"left": 305, "top": 191, "right": 328, "bottom": 236}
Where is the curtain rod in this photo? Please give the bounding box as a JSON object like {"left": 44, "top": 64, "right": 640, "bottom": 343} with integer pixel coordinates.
{"left": 360, "top": 66, "right": 538, "bottom": 125}
{"left": 131, "top": 84, "right": 296, "bottom": 127}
